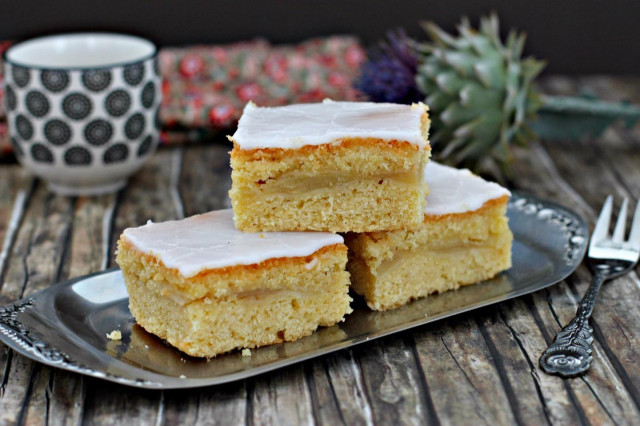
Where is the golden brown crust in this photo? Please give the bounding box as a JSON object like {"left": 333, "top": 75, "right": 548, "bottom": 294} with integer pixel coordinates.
{"left": 422, "top": 195, "right": 510, "bottom": 223}
{"left": 360, "top": 195, "right": 509, "bottom": 242}
{"left": 230, "top": 138, "right": 429, "bottom": 162}
{"left": 118, "top": 237, "right": 345, "bottom": 281}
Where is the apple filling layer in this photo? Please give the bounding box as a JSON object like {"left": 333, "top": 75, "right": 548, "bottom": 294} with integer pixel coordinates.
{"left": 237, "top": 169, "right": 426, "bottom": 200}
{"left": 348, "top": 235, "right": 512, "bottom": 311}
{"left": 158, "top": 283, "right": 316, "bottom": 307}
{"left": 345, "top": 192, "right": 513, "bottom": 311}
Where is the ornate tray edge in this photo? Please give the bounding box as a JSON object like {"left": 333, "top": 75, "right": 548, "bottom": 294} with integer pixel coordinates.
{"left": 0, "top": 291, "right": 165, "bottom": 388}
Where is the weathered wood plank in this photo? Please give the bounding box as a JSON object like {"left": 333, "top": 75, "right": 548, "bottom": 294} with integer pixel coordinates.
{"left": 67, "top": 195, "right": 117, "bottom": 278}
{"left": 249, "top": 364, "right": 315, "bottom": 426}
{"left": 475, "top": 306, "right": 554, "bottom": 426}
{"left": 44, "top": 194, "right": 118, "bottom": 426}
{"left": 162, "top": 382, "right": 247, "bottom": 426}
{"left": 80, "top": 379, "right": 161, "bottom": 426}
{"left": 306, "top": 350, "right": 374, "bottom": 426}
{"left": 537, "top": 77, "right": 640, "bottom": 407}
{"left": 501, "top": 290, "right": 631, "bottom": 425}
{"left": 0, "top": 165, "right": 33, "bottom": 413}
{"left": 48, "top": 370, "right": 86, "bottom": 426}
{"left": 1, "top": 182, "right": 118, "bottom": 426}
{"left": 354, "top": 336, "right": 431, "bottom": 425}
{"left": 509, "top": 142, "right": 640, "bottom": 423}
{"left": 412, "top": 315, "right": 515, "bottom": 426}
{"left": 0, "top": 167, "right": 33, "bottom": 284}
{"left": 0, "top": 182, "right": 76, "bottom": 424}
{"left": 0, "top": 353, "right": 38, "bottom": 425}
{"left": 502, "top": 77, "right": 640, "bottom": 423}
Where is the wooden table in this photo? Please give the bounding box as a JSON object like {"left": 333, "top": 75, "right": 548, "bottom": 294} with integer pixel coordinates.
{"left": 1, "top": 76, "right": 640, "bottom": 425}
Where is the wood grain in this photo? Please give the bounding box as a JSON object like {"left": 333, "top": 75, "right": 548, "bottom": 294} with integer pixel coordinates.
{"left": 0, "top": 182, "right": 75, "bottom": 424}
{"left": 307, "top": 350, "right": 375, "bottom": 426}
{"left": 1, "top": 77, "right": 640, "bottom": 425}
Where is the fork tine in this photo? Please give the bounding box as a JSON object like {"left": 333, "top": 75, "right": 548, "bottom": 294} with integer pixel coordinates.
{"left": 592, "top": 195, "right": 613, "bottom": 245}
{"left": 613, "top": 197, "right": 629, "bottom": 243}
{"left": 628, "top": 199, "right": 640, "bottom": 250}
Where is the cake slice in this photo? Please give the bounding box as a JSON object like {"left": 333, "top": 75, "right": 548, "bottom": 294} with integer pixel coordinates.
{"left": 116, "top": 209, "right": 352, "bottom": 357}
{"left": 228, "top": 100, "right": 430, "bottom": 233}
{"left": 345, "top": 162, "right": 512, "bottom": 311}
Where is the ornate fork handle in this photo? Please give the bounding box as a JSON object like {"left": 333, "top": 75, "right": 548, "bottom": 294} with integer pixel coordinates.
{"left": 539, "top": 271, "right": 606, "bottom": 377}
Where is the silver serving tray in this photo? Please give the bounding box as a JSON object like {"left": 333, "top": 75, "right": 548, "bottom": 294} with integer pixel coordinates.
{"left": 0, "top": 192, "right": 587, "bottom": 389}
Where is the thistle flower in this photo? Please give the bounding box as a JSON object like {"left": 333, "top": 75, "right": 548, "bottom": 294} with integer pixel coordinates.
{"left": 355, "top": 30, "right": 423, "bottom": 104}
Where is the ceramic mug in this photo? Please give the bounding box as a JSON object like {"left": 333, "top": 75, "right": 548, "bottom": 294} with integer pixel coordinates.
{"left": 4, "top": 33, "right": 161, "bottom": 195}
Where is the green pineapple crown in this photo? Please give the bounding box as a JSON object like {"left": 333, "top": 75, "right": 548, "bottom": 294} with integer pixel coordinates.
{"left": 416, "top": 14, "right": 545, "bottom": 180}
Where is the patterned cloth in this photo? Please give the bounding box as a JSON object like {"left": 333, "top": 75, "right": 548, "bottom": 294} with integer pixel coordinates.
{"left": 0, "top": 36, "right": 365, "bottom": 157}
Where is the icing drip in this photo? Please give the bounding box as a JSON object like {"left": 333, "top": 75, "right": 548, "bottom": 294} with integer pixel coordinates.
{"left": 230, "top": 100, "right": 429, "bottom": 150}
{"left": 424, "top": 162, "right": 511, "bottom": 215}
{"left": 123, "top": 209, "right": 343, "bottom": 277}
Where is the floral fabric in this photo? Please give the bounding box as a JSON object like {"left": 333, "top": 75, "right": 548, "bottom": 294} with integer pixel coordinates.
{"left": 0, "top": 36, "right": 365, "bottom": 157}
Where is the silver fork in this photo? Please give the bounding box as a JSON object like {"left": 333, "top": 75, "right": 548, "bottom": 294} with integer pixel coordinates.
{"left": 540, "top": 196, "right": 640, "bottom": 377}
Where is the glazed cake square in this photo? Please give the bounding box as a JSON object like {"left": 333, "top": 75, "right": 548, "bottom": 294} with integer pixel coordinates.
{"left": 228, "top": 101, "right": 431, "bottom": 232}
{"left": 116, "top": 209, "right": 352, "bottom": 357}
{"left": 345, "top": 162, "right": 513, "bottom": 311}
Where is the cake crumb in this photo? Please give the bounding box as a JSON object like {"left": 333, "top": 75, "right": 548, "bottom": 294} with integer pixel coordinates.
{"left": 260, "top": 234, "right": 265, "bottom": 238}
{"left": 106, "top": 330, "right": 122, "bottom": 341}
{"left": 179, "top": 374, "right": 186, "bottom": 379}
{"left": 242, "top": 348, "right": 252, "bottom": 357}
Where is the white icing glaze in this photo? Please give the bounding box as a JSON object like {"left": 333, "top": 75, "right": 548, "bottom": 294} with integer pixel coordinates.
{"left": 424, "top": 162, "right": 511, "bottom": 216}
{"left": 122, "top": 209, "right": 343, "bottom": 278}
{"left": 230, "top": 100, "right": 429, "bottom": 149}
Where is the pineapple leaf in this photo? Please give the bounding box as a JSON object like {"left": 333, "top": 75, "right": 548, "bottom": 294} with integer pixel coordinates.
{"left": 440, "top": 135, "right": 471, "bottom": 157}
{"left": 443, "top": 51, "right": 476, "bottom": 76}
{"left": 503, "top": 62, "right": 521, "bottom": 113}
{"left": 473, "top": 54, "right": 506, "bottom": 88}
{"left": 453, "top": 113, "right": 502, "bottom": 143}
{"left": 419, "top": 61, "right": 447, "bottom": 79}
{"left": 441, "top": 102, "right": 480, "bottom": 127}
{"left": 480, "top": 14, "right": 501, "bottom": 46}
{"left": 505, "top": 31, "right": 526, "bottom": 60}
{"left": 416, "top": 77, "right": 437, "bottom": 94}
{"left": 435, "top": 71, "right": 467, "bottom": 94}
{"left": 426, "top": 91, "right": 454, "bottom": 111}
{"left": 521, "top": 57, "right": 546, "bottom": 81}
{"left": 417, "top": 13, "right": 545, "bottom": 180}
{"left": 532, "top": 94, "right": 640, "bottom": 140}
{"left": 468, "top": 33, "right": 493, "bottom": 56}
{"left": 421, "top": 21, "right": 457, "bottom": 48}
{"left": 458, "top": 19, "right": 478, "bottom": 44}
{"left": 454, "top": 134, "right": 494, "bottom": 164}
{"left": 460, "top": 83, "right": 503, "bottom": 109}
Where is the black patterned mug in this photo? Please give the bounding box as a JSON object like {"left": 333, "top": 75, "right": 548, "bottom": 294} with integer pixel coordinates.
{"left": 4, "top": 33, "right": 161, "bottom": 195}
